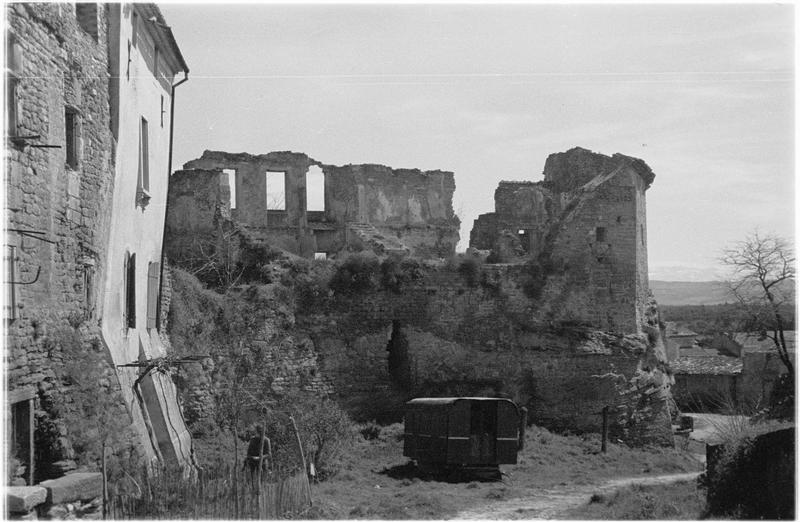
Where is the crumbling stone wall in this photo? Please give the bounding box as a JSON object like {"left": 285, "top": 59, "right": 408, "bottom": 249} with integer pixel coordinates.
{"left": 5, "top": 3, "right": 143, "bottom": 482}
{"left": 176, "top": 151, "right": 460, "bottom": 259}
{"left": 297, "top": 262, "right": 673, "bottom": 445}
{"left": 471, "top": 147, "right": 654, "bottom": 334}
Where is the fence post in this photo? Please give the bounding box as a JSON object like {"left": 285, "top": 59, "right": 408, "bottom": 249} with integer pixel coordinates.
{"left": 101, "top": 440, "right": 108, "bottom": 519}
{"left": 289, "top": 415, "right": 307, "bottom": 476}
{"left": 601, "top": 405, "right": 609, "bottom": 453}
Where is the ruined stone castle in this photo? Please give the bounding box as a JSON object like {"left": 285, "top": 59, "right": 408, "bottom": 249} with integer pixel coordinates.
{"left": 4, "top": 4, "right": 673, "bottom": 505}
{"left": 165, "top": 146, "right": 673, "bottom": 446}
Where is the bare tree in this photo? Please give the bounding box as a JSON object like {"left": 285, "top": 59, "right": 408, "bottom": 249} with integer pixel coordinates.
{"left": 721, "top": 231, "right": 795, "bottom": 378}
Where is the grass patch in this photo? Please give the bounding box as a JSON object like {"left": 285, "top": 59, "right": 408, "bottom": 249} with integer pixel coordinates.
{"left": 308, "top": 423, "right": 703, "bottom": 519}
{"left": 559, "top": 481, "right": 705, "bottom": 519}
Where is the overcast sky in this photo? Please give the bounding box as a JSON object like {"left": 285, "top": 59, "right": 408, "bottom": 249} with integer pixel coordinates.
{"left": 160, "top": 2, "right": 794, "bottom": 281}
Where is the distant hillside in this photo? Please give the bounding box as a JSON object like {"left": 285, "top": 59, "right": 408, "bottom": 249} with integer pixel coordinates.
{"left": 651, "top": 279, "right": 796, "bottom": 306}
{"left": 649, "top": 280, "right": 733, "bottom": 306}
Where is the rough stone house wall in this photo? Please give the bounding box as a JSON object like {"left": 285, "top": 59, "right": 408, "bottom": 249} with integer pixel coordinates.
{"left": 5, "top": 3, "right": 141, "bottom": 483}
{"left": 179, "top": 151, "right": 460, "bottom": 259}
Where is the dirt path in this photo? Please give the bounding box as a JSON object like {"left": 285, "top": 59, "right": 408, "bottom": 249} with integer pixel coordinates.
{"left": 453, "top": 471, "right": 701, "bottom": 520}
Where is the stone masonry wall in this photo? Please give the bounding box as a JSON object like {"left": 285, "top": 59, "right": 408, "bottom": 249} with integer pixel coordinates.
{"left": 296, "top": 263, "right": 673, "bottom": 445}
{"left": 5, "top": 3, "right": 143, "bottom": 483}
{"left": 470, "top": 147, "right": 654, "bottom": 334}
{"left": 177, "top": 151, "right": 460, "bottom": 259}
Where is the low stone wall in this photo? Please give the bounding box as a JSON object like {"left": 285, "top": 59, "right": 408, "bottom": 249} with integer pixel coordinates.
{"left": 705, "top": 427, "right": 794, "bottom": 519}
{"left": 7, "top": 472, "right": 103, "bottom": 520}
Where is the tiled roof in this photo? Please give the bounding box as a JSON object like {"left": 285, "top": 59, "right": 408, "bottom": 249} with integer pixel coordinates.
{"left": 672, "top": 355, "right": 742, "bottom": 376}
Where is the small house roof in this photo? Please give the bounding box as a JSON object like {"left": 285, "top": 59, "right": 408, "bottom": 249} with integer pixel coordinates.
{"left": 672, "top": 356, "right": 743, "bottom": 376}
{"left": 406, "top": 397, "right": 516, "bottom": 406}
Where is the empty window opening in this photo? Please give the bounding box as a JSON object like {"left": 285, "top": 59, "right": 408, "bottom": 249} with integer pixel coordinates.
{"left": 595, "top": 227, "right": 607, "bottom": 243}
{"left": 222, "top": 169, "right": 237, "bottom": 209}
{"left": 518, "top": 229, "right": 531, "bottom": 253}
{"left": 65, "top": 108, "right": 79, "bottom": 169}
{"left": 387, "top": 321, "right": 413, "bottom": 393}
{"left": 265, "top": 171, "right": 285, "bottom": 210}
{"left": 75, "top": 3, "right": 99, "bottom": 40}
{"left": 641, "top": 224, "right": 645, "bottom": 246}
{"left": 125, "top": 253, "right": 136, "bottom": 329}
{"left": 314, "top": 252, "right": 327, "bottom": 260}
{"left": 10, "top": 397, "right": 34, "bottom": 485}
{"left": 306, "top": 165, "right": 325, "bottom": 212}
{"left": 616, "top": 216, "right": 622, "bottom": 224}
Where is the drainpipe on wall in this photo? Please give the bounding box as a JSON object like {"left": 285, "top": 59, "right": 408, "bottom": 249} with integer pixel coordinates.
{"left": 156, "top": 70, "right": 189, "bottom": 330}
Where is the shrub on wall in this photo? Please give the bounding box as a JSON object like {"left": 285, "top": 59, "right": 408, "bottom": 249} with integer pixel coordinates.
{"left": 329, "top": 252, "right": 381, "bottom": 294}
{"left": 457, "top": 255, "right": 483, "bottom": 287}
{"left": 380, "top": 255, "right": 423, "bottom": 293}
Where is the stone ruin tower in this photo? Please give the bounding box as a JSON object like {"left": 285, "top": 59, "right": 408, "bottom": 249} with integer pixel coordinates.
{"left": 471, "top": 147, "right": 655, "bottom": 334}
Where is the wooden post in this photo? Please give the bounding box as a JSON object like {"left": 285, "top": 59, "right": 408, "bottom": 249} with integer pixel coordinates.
{"left": 518, "top": 407, "right": 528, "bottom": 451}
{"left": 289, "top": 415, "right": 307, "bottom": 476}
{"left": 27, "top": 398, "right": 34, "bottom": 486}
{"left": 101, "top": 440, "right": 108, "bottom": 519}
{"left": 257, "top": 417, "right": 266, "bottom": 517}
{"left": 266, "top": 437, "right": 273, "bottom": 473}
{"left": 601, "top": 406, "right": 609, "bottom": 453}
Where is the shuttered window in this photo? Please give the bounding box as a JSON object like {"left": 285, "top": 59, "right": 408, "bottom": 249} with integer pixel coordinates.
{"left": 146, "top": 262, "right": 159, "bottom": 330}
{"left": 125, "top": 253, "right": 136, "bottom": 329}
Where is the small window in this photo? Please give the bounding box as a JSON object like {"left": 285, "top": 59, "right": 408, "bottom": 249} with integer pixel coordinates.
{"left": 75, "top": 3, "right": 99, "bottom": 40}
{"left": 65, "top": 108, "right": 80, "bottom": 169}
{"left": 595, "top": 227, "right": 607, "bottom": 243}
{"left": 137, "top": 117, "right": 150, "bottom": 206}
{"left": 314, "top": 252, "right": 327, "bottom": 260}
{"left": 265, "top": 171, "right": 286, "bottom": 210}
{"left": 641, "top": 224, "right": 645, "bottom": 246}
{"left": 131, "top": 12, "right": 138, "bottom": 47}
{"left": 124, "top": 253, "right": 136, "bottom": 329}
{"left": 223, "top": 168, "right": 237, "bottom": 209}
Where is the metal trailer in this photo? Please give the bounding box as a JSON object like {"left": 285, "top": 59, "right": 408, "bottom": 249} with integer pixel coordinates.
{"left": 403, "top": 397, "right": 525, "bottom": 474}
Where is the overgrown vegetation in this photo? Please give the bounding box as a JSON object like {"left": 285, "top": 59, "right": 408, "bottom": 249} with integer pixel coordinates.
{"left": 560, "top": 481, "right": 705, "bottom": 520}
{"left": 521, "top": 255, "right": 557, "bottom": 299}
{"left": 660, "top": 303, "right": 795, "bottom": 334}
{"left": 702, "top": 419, "right": 794, "bottom": 519}
{"left": 36, "top": 325, "right": 144, "bottom": 483}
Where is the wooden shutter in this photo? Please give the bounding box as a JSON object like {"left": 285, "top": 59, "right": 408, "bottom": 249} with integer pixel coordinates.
{"left": 146, "top": 262, "right": 159, "bottom": 330}
{"left": 126, "top": 254, "right": 136, "bottom": 328}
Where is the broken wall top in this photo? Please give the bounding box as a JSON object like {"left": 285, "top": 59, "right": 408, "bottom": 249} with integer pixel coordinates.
{"left": 542, "top": 147, "right": 655, "bottom": 193}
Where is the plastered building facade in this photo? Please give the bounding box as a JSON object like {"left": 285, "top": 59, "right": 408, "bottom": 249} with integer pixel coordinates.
{"left": 5, "top": 3, "right": 191, "bottom": 484}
